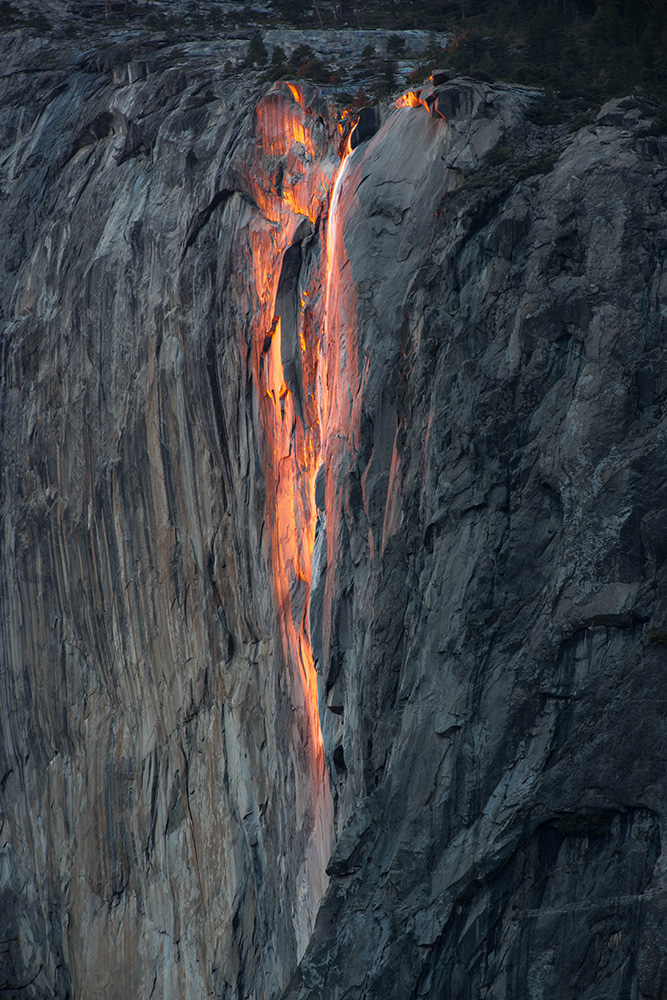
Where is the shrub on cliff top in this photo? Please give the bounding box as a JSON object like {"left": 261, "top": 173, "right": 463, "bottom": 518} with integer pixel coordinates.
{"left": 0, "top": 1, "right": 18, "bottom": 26}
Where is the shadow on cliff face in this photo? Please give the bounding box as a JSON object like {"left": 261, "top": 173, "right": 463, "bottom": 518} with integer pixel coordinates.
{"left": 292, "top": 83, "right": 667, "bottom": 1000}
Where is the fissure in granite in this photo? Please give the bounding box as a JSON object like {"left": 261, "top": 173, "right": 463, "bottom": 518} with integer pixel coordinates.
{"left": 1, "top": 31, "right": 667, "bottom": 1000}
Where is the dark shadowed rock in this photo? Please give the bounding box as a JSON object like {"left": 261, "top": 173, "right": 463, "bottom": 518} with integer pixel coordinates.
{"left": 433, "top": 80, "right": 486, "bottom": 120}
{"left": 349, "top": 106, "right": 381, "bottom": 149}
{"left": 429, "top": 67, "right": 455, "bottom": 85}
{"left": 290, "top": 85, "right": 667, "bottom": 1000}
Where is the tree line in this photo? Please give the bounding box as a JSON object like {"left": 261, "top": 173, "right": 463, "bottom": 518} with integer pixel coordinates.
{"left": 272, "top": 0, "right": 667, "bottom": 104}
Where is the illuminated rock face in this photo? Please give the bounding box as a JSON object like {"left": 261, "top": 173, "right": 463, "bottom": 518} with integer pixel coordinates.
{"left": 0, "top": 48, "right": 334, "bottom": 1000}
{"left": 2, "top": 18, "right": 667, "bottom": 1000}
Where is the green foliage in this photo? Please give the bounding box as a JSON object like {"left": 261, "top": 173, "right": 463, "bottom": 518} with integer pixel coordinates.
{"left": 568, "top": 111, "right": 594, "bottom": 131}
{"left": 266, "top": 44, "right": 287, "bottom": 80}
{"left": 463, "top": 142, "right": 557, "bottom": 191}
{"left": 376, "top": 0, "right": 667, "bottom": 106}
{"left": 38, "top": 0, "right": 666, "bottom": 109}
{"left": 245, "top": 29, "right": 268, "bottom": 67}
{"left": 387, "top": 33, "right": 407, "bottom": 57}
{"left": 301, "top": 57, "right": 332, "bottom": 82}
{"left": 291, "top": 43, "right": 315, "bottom": 67}
{"left": 368, "top": 58, "right": 395, "bottom": 96}
{"left": 350, "top": 85, "right": 372, "bottom": 110}
{"left": 513, "top": 151, "right": 556, "bottom": 179}
{"left": 272, "top": 0, "right": 314, "bottom": 25}
{"left": 484, "top": 143, "right": 512, "bottom": 166}
{"left": 0, "top": 1, "right": 19, "bottom": 27}
{"left": 406, "top": 63, "right": 432, "bottom": 84}
{"left": 526, "top": 91, "right": 568, "bottom": 126}
{"left": 0, "top": 0, "right": 50, "bottom": 31}
{"left": 335, "top": 90, "right": 356, "bottom": 105}
{"left": 166, "top": 46, "right": 187, "bottom": 66}
{"left": 280, "top": 44, "right": 332, "bottom": 82}
{"left": 204, "top": 6, "right": 228, "bottom": 29}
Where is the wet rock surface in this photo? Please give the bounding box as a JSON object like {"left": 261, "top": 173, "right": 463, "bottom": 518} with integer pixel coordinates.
{"left": 1, "top": 11, "right": 667, "bottom": 1000}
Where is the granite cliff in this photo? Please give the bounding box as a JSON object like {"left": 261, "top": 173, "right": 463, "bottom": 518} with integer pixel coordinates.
{"left": 1, "top": 8, "right": 667, "bottom": 1000}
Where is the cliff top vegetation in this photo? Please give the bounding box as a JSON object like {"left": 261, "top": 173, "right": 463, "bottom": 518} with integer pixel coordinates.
{"left": 3, "top": 0, "right": 666, "bottom": 123}
{"left": 273, "top": 0, "right": 667, "bottom": 105}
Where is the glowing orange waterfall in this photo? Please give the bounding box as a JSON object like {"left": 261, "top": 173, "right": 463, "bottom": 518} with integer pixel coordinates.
{"left": 256, "top": 304, "right": 322, "bottom": 763}
{"left": 244, "top": 90, "right": 320, "bottom": 769}
{"left": 249, "top": 250, "right": 323, "bottom": 773}
{"left": 242, "top": 91, "right": 361, "bottom": 907}
{"left": 395, "top": 90, "right": 427, "bottom": 110}
{"left": 317, "top": 130, "right": 360, "bottom": 677}
{"left": 239, "top": 84, "right": 353, "bottom": 946}
{"left": 244, "top": 87, "right": 358, "bottom": 779}
{"left": 326, "top": 133, "right": 353, "bottom": 313}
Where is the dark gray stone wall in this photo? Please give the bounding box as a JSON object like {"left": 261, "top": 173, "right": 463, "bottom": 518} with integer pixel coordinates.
{"left": 297, "top": 86, "right": 667, "bottom": 1000}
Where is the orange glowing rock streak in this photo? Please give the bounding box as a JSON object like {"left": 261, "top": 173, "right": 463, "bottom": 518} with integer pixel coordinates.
{"left": 287, "top": 83, "right": 306, "bottom": 109}
{"left": 396, "top": 90, "right": 425, "bottom": 109}
{"left": 247, "top": 88, "right": 340, "bottom": 775}
{"left": 396, "top": 90, "right": 447, "bottom": 118}
{"left": 253, "top": 237, "right": 324, "bottom": 768}
{"left": 255, "top": 92, "right": 317, "bottom": 158}
{"left": 247, "top": 88, "right": 365, "bottom": 832}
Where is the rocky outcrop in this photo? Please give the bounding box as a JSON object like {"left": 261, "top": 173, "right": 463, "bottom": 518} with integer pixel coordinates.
{"left": 1, "top": 7, "right": 667, "bottom": 999}
{"left": 296, "top": 93, "right": 667, "bottom": 998}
